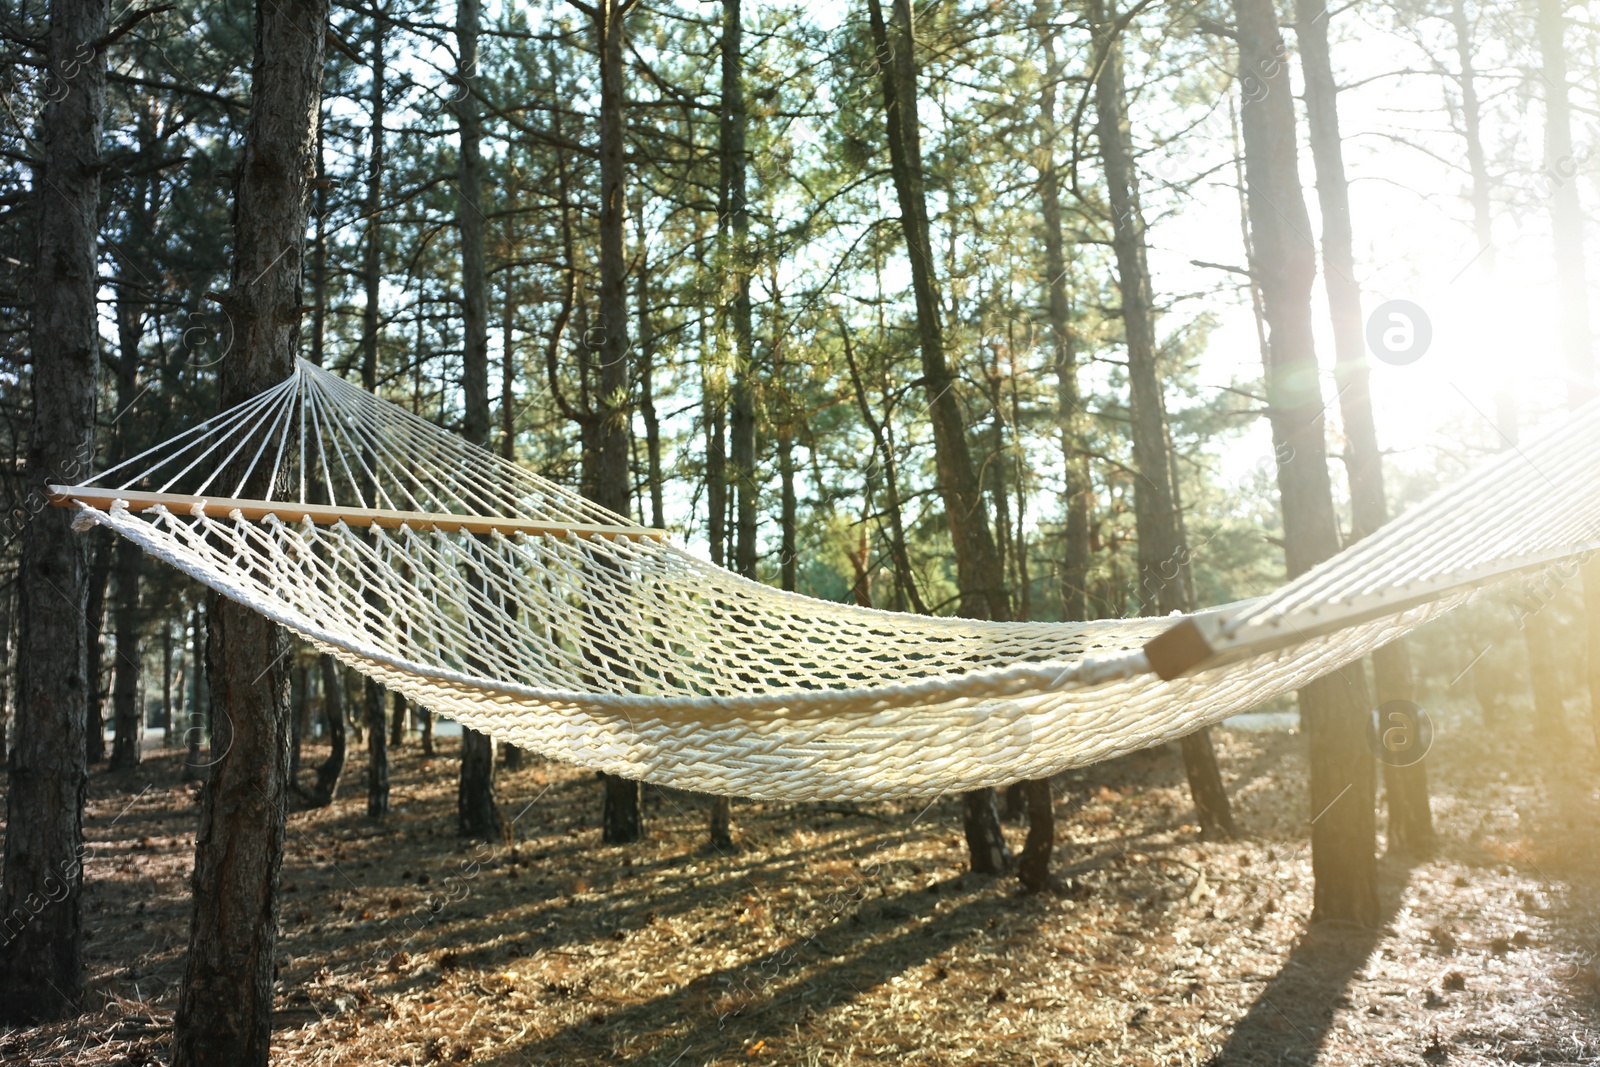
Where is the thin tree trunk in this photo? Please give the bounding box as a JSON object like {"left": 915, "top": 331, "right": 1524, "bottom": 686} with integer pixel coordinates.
{"left": 108, "top": 532, "right": 142, "bottom": 769}
{"left": 289, "top": 657, "right": 307, "bottom": 784}
{"left": 1233, "top": 0, "right": 1376, "bottom": 926}
{"left": 455, "top": 0, "right": 505, "bottom": 840}
{"left": 498, "top": 274, "right": 524, "bottom": 771}
{"left": 840, "top": 318, "right": 928, "bottom": 613}
{"left": 84, "top": 533, "right": 111, "bottom": 764}
{"left": 772, "top": 275, "right": 797, "bottom": 593}
{"left": 160, "top": 620, "right": 173, "bottom": 735}
{"left": 108, "top": 230, "right": 149, "bottom": 772}
{"left": 358, "top": 7, "right": 391, "bottom": 820}
{"left": 184, "top": 604, "right": 208, "bottom": 779}
{"left": 634, "top": 205, "right": 665, "bottom": 531}
{"left": 712, "top": 1, "right": 754, "bottom": 852}
{"left": 0, "top": 0, "right": 104, "bottom": 1018}
{"left": 1299, "top": 0, "right": 1430, "bottom": 854}
{"left": 1034, "top": 0, "right": 1090, "bottom": 624}
{"left": 305, "top": 655, "right": 345, "bottom": 805}
{"left": 170, "top": 0, "right": 324, "bottom": 1056}
{"left": 1090, "top": 0, "right": 1234, "bottom": 839}
{"left": 721, "top": 0, "right": 757, "bottom": 583}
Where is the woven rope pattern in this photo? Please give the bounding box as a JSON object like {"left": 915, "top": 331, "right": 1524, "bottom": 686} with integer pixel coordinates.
{"left": 57, "top": 362, "right": 1600, "bottom": 799}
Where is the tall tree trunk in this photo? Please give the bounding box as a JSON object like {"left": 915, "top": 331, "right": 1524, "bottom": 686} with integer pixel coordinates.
{"left": 1090, "top": 0, "right": 1234, "bottom": 840}
{"left": 590, "top": 0, "right": 643, "bottom": 844}
{"left": 454, "top": 0, "right": 504, "bottom": 840}
{"left": 709, "top": 0, "right": 754, "bottom": 853}
{"left": 358, "top": 12, "right": 390, "bottom": 819}
{"left": 160, "top": 620, "right": 173, "bottom": 735}
{"left": 1299, "top": 0, "right": 1430, "bottom": 854}
{"left": 867, "top": 0, "right": 1011, "bottom": 874}
{"left": 1232, "top": 0, "right": 1377, "bottom": 926}
{"left": 108, "top": 203, "right": 150, "bottom": 772}
{"left": 0, "top": 0, "right": 105, "bottom": 1019}
{"left": 1535, "top": 0, "right": 1600, "bottom": 751}
{"left": 170, "top": 0, "right": 325, "bottom": 1057}
{"left": 1034, "top": 0, "right": 1090, "bottom": 624}
{"left": 498, "top": 274, "right": 524, "bottom": 771}
{"left": 722, "top": 0, "right": 757, "bottom": 581}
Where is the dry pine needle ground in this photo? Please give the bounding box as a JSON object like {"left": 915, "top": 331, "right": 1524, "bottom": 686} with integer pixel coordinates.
{"left": 1, "top": 705, "right": 1597, "bottom": 1066}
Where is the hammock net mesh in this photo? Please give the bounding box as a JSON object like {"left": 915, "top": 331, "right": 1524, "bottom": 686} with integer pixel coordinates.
{"left": 51, "top": 361, "right": 1600, "bottom": 800}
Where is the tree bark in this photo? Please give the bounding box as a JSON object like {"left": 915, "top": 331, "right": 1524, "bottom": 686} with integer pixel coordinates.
{"left": 390, "top": 690, "right": 406, "bottom": 748}
{"left": 1090, "top": 0, "right": 1234, "bottom": 839}
{"left": 1232, "top": 0, "right": 1377, "bottom": 926}
{"left": 711, "top": 0, "right": 752, "bottom": 851}
{"left": 107, "top": 538, "right": 142, "bottom": 770}
{"left": 303, "top": 654, "right": 345, "bottom": 805}
{"left": 580, "top": 0, "right": 644, "bottom": 843}
{"left": 721, "top": 0, "right": 757, "bottom": 582}
{"left": 358, "top": 6, "right": 391, "bottom": 820}
{"left": 772, "top": 276, "right": 797, "bottom": 593}
{"left": 454, "top": 0, "right": 505, "bottom": 839}
{"left": 170, "top": 0, "right": 325, "bottom": 1057}
{"left": 0, "top": 0, "right": 105, "bottom": 1020}
{"left": 867, "top": 0, "right": 1012, "bottom": 874}
{"left": 1298, "top": 0, "right": 1430, "bottom": 853}
{"left": 634, "top": 207, "right": 666, "bottom": 531}
{"left": 1016, "top": 779, "right": 1056, "bottom": 894}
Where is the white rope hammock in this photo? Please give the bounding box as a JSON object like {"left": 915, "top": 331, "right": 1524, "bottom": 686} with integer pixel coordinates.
{"left": 47, "top": 361, "right": 1600, "bottom": 800}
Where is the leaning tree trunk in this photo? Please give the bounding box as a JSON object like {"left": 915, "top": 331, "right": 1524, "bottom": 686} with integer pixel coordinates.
{"left": 454, "top": 0, "right": 505, "bottom": 841}
{"left": 1090, "top": 0, "right": 1234, "bottom": 841}
{"left": 867, "top": 0, "right": 1012, "bottom": 874}
{"left": 1535, "top": 0, "right": 1600, "bottom": 751}
{"left": 0, "top": 0, "right": 105, "bottom": 1020}
{"left": 1233, "top": 0, "right": 1377, "bottom": 926}
{"left": 1299, "top": 0, "right": 1431, "bottom": 855}
{"left": 170, "top": 0, "right": 325, "bottom": 1059}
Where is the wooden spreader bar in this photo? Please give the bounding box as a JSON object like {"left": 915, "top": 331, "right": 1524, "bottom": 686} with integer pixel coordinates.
{"left": 48, "top": 485, "right": 668, "bottom": 542}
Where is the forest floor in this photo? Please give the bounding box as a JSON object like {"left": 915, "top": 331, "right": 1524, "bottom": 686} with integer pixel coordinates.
{"left": 2, "top": 708, "right": 1599, "bottom": 1066}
